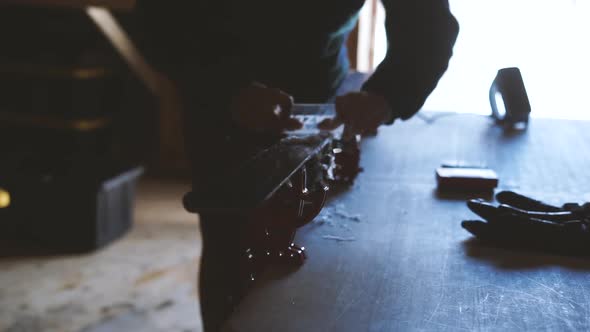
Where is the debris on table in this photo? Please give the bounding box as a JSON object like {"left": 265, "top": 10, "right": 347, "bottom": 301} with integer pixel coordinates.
{"left": 334, "top": 210, "right": 362, "bottom": 222}
{"left": 313, "top": 215, "right": 334, "bottom": 226}
{"left": 322, "top": 235, "right": 356, "bottom": 242}
{"left": 314, "top": 203, "right": 364, "bottom": 226}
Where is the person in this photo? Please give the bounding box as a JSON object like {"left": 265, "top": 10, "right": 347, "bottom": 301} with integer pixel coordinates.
{"left": 138, "top": 0, "right": 459, "bottom": 184}
{"left": 138, "top": 3, "right": 458, "bottom": 329}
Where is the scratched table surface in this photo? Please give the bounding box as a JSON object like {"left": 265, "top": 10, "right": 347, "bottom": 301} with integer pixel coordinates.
{"left": 225, "top": 113, "right": 590, "bottom": 332}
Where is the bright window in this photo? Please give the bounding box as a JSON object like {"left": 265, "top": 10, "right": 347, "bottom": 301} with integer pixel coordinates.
{"left": 373, "top": 0, "right": 590, "bottom": 119}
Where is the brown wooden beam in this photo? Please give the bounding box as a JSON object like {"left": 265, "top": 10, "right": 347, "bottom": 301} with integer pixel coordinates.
{"left": 86, "top": 6, "right": 188, "bottom": 171}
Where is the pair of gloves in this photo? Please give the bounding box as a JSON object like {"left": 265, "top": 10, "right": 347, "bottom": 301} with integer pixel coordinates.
{"left": 463, "top": 191, "right": 590, "bottom": 255}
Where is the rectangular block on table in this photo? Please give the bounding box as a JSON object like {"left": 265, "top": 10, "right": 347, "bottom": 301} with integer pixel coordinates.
{"left": 436, "top": 166, "right": 499, "bottom": 191}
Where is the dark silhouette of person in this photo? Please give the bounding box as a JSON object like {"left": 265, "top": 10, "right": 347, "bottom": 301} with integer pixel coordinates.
{"left": 138, "top": 0, "right": 459, "bottom": 184}
{"left": 138, "top": 2, "right": 459, "bottom": 329}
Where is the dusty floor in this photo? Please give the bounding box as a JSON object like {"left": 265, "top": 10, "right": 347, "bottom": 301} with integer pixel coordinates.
{"left": 0, "top": 178, "right": 203, "bottom": 332}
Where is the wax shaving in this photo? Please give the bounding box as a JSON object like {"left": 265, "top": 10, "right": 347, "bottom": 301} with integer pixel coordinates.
{"left": 322, "top": 235, "right": 356, "bottom": 242}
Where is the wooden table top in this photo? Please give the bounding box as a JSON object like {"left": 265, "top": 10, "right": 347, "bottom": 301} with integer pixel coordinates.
{"left": 225, "top": 113, "right": 590, "bottom": 332}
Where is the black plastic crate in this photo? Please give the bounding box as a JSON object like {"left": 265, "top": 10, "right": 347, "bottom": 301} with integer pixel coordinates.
{"left": 0, "top": 156, "right": 143, "bottom": 254}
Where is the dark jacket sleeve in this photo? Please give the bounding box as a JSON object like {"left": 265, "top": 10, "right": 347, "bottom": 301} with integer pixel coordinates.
{"left": 361, "top": 0, "right": 459, "bottom": 122}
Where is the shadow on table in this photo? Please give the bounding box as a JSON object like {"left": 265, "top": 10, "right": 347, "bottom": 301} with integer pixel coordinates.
{"left": 462, "top": 238, "right": 590, "bottom": 270}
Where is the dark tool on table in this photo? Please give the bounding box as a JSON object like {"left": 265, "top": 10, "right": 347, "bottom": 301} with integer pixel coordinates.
{"left": 489, "top": 67, "right": 531, "bottom": 130}
{"left": 462, "top": 191, "right": 590, "bottom": 255}
{"left": 183, "top": 104, "right": 361, "bottom": 331}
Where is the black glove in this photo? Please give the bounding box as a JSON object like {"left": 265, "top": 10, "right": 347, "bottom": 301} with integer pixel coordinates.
{"left": 462, "top": 191, "right": 590, "bottom": 255}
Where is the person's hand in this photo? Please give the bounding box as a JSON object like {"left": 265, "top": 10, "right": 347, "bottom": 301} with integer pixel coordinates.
{"left": 462, "top": 191, "right": 590, "bottom": 255}
{"left": 230, "top": 82, "right": 302, "bottom": 134}
{"left": 318, "top": 91, "right": 392, "bottom": 136}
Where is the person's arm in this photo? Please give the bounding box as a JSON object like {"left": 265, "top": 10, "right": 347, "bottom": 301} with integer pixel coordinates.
{"left": 362, "top": 0, "right": 460, "bottom": 123}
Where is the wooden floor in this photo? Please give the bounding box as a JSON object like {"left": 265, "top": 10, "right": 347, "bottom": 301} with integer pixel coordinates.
{"left": 0, "top": 179, "right": 203, "bottom": 332}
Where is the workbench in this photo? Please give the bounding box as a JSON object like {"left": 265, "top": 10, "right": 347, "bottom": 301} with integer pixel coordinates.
{"left": 223, "top": 113, "right": 590, "bottom": 331}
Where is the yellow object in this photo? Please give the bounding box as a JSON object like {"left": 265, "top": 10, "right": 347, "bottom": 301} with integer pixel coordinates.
{"left": 0, "top": 188, "right": 10, "bottom": 208}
